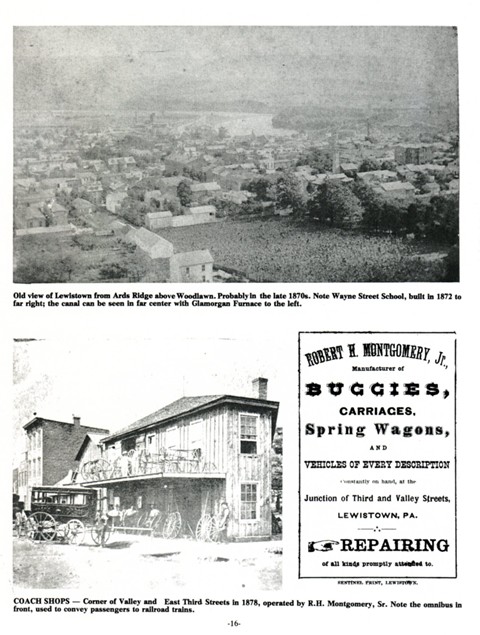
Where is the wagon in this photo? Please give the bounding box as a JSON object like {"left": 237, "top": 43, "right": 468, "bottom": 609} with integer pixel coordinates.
{"left": 25, "top": 486, "right": 99, "bottom": 546}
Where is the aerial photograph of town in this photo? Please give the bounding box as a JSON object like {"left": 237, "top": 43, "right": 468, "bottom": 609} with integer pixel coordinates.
{"left": 13, "top": 26, "right": 459, "bottom": 283}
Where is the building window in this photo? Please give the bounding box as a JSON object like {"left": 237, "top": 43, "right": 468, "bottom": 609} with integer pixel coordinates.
{"left": 240, "top": 483, "right": 258, "bottom": 520}
{"left": 240, "top": 414, "right": 258, "bottom": 454}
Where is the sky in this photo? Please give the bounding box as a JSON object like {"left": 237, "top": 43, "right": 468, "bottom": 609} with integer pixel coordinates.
{"left": 13, "top": 26, "right": 458, "bottom": 111}
{"left": 12, "top": 337, "right": 285, "bottom": 462}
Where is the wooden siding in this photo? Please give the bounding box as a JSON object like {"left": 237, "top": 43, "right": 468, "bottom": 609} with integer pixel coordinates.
{"left": 102, "top": 402, "right": 273, "bottom": 539}
{"left": 225, "top": 407, "right": 272, "bottom": 538}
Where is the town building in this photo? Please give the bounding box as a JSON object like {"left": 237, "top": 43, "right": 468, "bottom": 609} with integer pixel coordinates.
{"left": 21, "top": 415, "right": 109, "bottom": 507}
{"left": 373, "top": 181, "right": 416, "bottom": 200}
{"left": 79, "top": 378, "right": 279, "bottom": 540}
{"left": 394, "top": 144, "right": 434, "bottom": 165}
{"left": 145, "top": 211, "right": 173, "bottom": 231}
{"left": 170, "top": 249, "right": 214, "bottom": 282}
{"left": 106, "top": 191, "right": 128, "bottom": 213}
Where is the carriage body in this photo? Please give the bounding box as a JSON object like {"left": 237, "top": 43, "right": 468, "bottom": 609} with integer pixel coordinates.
{"left": 24, "top": 486, "right": 99, "bottom": 544}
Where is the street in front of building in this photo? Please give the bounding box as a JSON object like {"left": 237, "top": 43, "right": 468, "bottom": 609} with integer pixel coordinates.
{"left": 13, "top": 532, "right": 282, "bottom": 593}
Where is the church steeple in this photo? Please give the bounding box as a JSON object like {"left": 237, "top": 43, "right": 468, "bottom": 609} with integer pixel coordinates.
{"left": 331, "top": 130, "right": 340, "bottom": 174}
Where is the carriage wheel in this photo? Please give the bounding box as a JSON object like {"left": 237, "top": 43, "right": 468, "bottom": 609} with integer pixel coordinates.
{"left": 207, "top": 516, "right": 220, "bottom": 542}
{"left": 81, "top": 462, "right": 92, "bottom": 481}
{"left": 151, "top": 514, "right": 163, "bottom": 537}
{"left": 162, "top": 512, "right": 182, "bottom": 539}
{"left": 65, "top": 519, "right": 85, "bottom": 545}
{"left": 170, "top": 512, "right": 182, "bottom": 538}
{"left": 195, "top": 514, "right": 212, "bottom": 541}
{"left": 26, "top": 512, "right": 57, "bottom": 542}
{"left": 136, "top": 511, "right": 149, "bottom": 528}
{"left": 91, "top": 522, "right": 111, "bottom": 546}
{"left": 92, "top": 459, "right": 113, "bottom": 481}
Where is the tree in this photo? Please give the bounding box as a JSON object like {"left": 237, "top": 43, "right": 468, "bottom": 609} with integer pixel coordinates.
{"left": 380, "top": 160, "right": 397, "bottom": 171}
{"left": 308, "top": 180, "right": 363, "bottom": 228}
{"left": 353, "top": 181, "right": 384, "bottom": 233}
{"left": 164, "top": 198, "right": 182, "bottom": 216}
{"left": 358, "top": 157, "right": 381, "bottom": 172}
{"left": 426, "top": 194, "right": 459, "bottom": 244}
{"left": 242, "top": 178, "right": 273, "bottom": 201}
{"left": 14, "top": 249, "right": 76, "bottom": 283}
{"left": 272, "top": 171, "right": 305, "bottom": 214}
{"left": 119, "top": 197, "right": 148, "bottom": 227}
{"left": 296, "top": 147, "right": 332, "bottom": 173}
{"left": 414, "top": 172, "right": 430, "bottom": 190}
{"left": 444, "top": 243, "right": 459, "bottom": 281}
{"left": 177, "top": 180, "right": 192, "bottom": 207}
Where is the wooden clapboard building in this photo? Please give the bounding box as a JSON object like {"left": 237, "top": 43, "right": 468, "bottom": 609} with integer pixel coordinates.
{"left": 80, "top": 378, "right": 279, "bottom": 540}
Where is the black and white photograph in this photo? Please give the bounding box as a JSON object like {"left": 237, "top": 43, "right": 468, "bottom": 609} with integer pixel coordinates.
{"left": 12, "top": 337, "right": 283, "bottom": 592}
{"left": 13, "top": 26, "right": 459, "bottom": 284}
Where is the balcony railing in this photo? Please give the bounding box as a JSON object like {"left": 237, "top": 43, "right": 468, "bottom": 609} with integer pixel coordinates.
{"left": 79, "top": 448, "right": 219, "bottom": 482}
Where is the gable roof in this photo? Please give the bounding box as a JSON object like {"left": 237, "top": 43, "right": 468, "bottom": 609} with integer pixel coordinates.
{"left": 380, "top": 181, "right": 415, "bottom": 192}
{"left": 23, "top": 416, "right": 109, "bottom": 434}
{"left": 74, "top": 433, "right": 107, "bottom": 461}
{"left": 102, "top": 394, "right": 279, "bottom": 443}
{"left": 171, "top": 249, "right": 214, "bottom": 267}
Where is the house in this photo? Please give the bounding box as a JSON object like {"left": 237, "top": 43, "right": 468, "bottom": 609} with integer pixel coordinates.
{"left": 48, "top": 202, "right": 69, "bottom": 226}
{"left": 72, "top": 197, "right": 95, "bottom": 214}
{"left": 170, "top": 249, "right": 214, "bottom": 282}
{"left": 145, "top": 211, "right": 173, "bottom": 231}
{"left": 356, "top": 170, "right": 398, "bottom": 184}
{"left": 14, "top": 205, "right": 47, "bottom": 230}
{"left": 109, "top": 219, "right": 130, "bottom": 235}
{"left": 373, "top": 181, "right": 416, "bottom": 200}
{"left": 74, "top": 171, "right": 97, "bottom": 186}
{"left": 159, "top": 176, "right": 190, "bottom": 195}
{"left": 340, "top": 163, "right": 359, "bottom": 177}
{"left": 80, "top": 378, "right": 279, "bottom": 540}
{"left": 186, "top": 205, "right": 217, "bottom": 224}
{"left": 106, "top": 191, "right": 128, "bottom": 213}
{"left": 20, "top": 415, "right": 109, "bottom": 507}
{"left": 221, "top": 190, "right": 252, "bottom": 205}
{"left": 107, "top": 156, "right": 137, "bottom": 171}
{"left": 144, "top": 190, "right": 163, "bottom": 208}
{"left": 126, "top": 227, "right": 174, "bottom": 260}
{"left": 189, "top": 182, "right": 222, "bottom": 204}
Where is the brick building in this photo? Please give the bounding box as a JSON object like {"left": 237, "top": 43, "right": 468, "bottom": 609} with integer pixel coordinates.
{"left": 21, "top": 415, "right": 109, "bottom": 507}
{"left": 394, "top": 144, "right": 434, "bottom": 165}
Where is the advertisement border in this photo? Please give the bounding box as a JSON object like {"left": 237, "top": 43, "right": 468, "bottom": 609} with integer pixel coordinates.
{"left": 298, "top": 330, "right": 457, "bottom": 579}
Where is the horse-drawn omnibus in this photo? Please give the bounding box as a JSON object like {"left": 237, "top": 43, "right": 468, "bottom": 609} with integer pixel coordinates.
{"left": 24, "top": 485, "right": 99, "bottom": 545}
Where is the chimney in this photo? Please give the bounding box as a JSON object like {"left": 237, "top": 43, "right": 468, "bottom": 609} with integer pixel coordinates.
{"left": 252, "top": 377, "right": 268, "bottom": 400}
{"left": 73, "top": 415, "right": 81, "bottom": 426}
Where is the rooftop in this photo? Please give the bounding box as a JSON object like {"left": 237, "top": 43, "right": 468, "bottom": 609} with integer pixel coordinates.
{"left": 102, "top": 393, "right": 279, "bottom": 443}
{"left": 171, "top": 249, "right": 214, "bottom": 266}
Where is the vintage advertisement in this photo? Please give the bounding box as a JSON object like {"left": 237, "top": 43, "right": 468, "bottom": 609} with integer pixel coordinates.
{"left": 1, "top": 2, "right": 479, "bottom": 633}
{"left": 299, "top": 332, "right": 456, "bottom": 579}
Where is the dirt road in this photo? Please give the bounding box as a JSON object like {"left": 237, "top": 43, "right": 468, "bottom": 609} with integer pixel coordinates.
{"left": 13, "top": 533, "right": 282, "bottom": 593}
